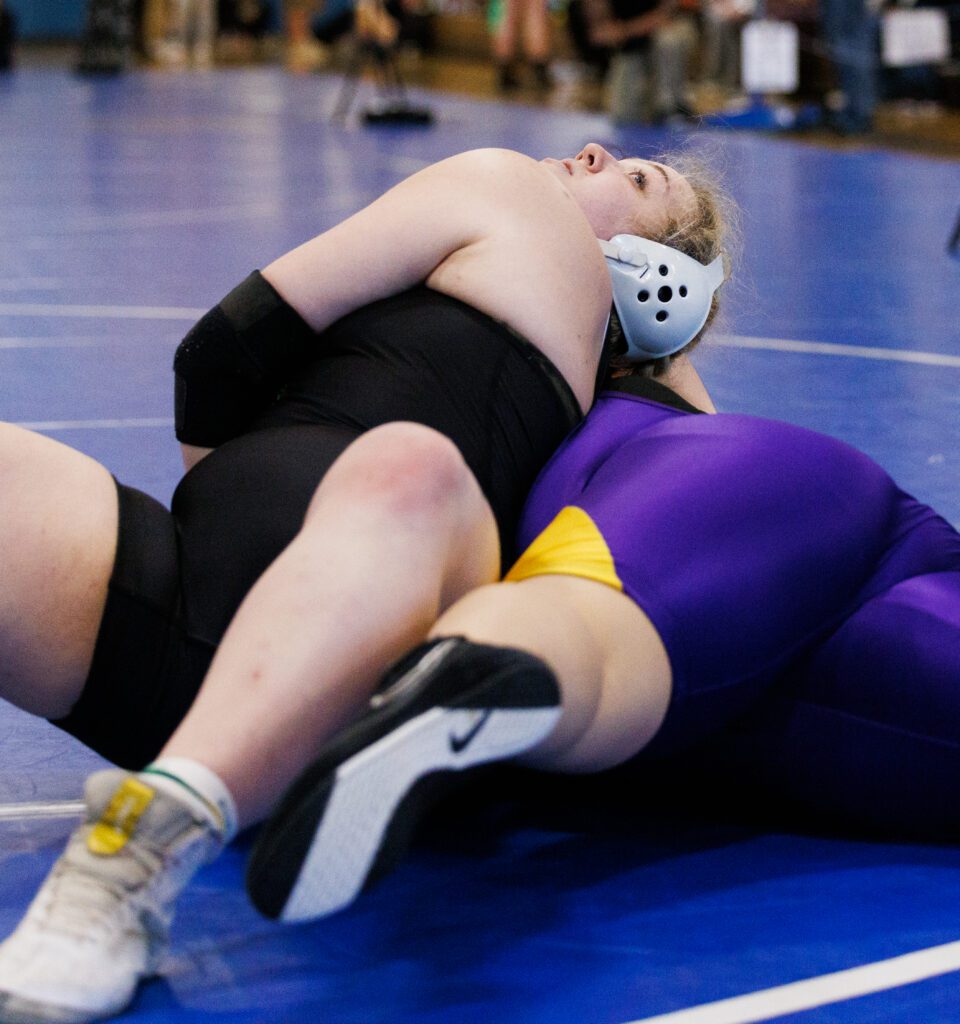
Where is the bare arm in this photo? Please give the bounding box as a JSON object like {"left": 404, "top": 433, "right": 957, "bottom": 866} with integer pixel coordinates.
{"left": 260, "top": 150, "right": 512, "bottom": 332}
{"left": 263, "top": 147, "right": 608, "bottom": 410}
{"left": 176, "top": 150, "right": 525, "bottom": 472}
{"left": 175, "top": 148, "right": 609, "bottom": 470}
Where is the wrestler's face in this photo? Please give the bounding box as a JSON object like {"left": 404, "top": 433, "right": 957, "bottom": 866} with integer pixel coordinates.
{"left": 542, "top": 143, "right": 695, "bottom": 240}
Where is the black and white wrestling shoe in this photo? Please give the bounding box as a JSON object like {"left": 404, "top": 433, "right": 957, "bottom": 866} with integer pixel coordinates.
{"left": 246, "top": 637, "right": 562, "bottom": 922}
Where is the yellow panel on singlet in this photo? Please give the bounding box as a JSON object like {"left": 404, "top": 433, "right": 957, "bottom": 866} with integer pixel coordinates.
{"left": 504, "top": 506, "right": 624, "bottom": 592}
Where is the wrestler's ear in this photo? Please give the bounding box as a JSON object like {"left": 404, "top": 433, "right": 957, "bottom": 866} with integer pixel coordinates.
{"left": 598, "top": 236, "right": 724, "bottom": 362}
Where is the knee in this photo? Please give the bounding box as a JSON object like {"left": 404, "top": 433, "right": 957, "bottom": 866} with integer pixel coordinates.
{"left": 304, "top": 422, "right": 484, "bottom": 528}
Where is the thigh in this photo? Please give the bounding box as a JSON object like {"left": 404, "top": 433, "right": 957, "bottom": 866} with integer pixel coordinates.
{"left": 57, "top": 423, "right": 363, "bottom": 766}
{"left": 171, "top": 423, "right": 361, "bottom": 645}
{"left": 50, "top": 482, "right": 212, "bottom": 768}
{"left": 0, "top": 424, "right": 118, "bottom": 717}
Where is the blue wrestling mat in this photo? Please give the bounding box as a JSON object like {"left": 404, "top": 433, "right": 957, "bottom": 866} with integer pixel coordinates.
{"left": 1, "top": 64, "right": 959, "bottom": 1023}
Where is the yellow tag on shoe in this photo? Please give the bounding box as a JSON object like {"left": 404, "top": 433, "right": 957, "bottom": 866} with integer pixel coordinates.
{"left": 87, "top": 778, "right": 155, "bottom": 856}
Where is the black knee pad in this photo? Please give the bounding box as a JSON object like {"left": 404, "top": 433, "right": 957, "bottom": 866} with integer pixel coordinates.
{"left": 174, "top": 271, "right": 317, "bottom": 446}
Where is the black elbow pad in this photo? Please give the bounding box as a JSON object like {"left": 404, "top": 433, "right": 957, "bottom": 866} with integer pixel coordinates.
{"left": 174, "top": 271, "right": 317, "bottom": 447}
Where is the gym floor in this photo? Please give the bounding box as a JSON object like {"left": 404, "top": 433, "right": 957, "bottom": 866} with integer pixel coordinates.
{"left": 1, "top": 58, "right": 959, "bottom": 1023}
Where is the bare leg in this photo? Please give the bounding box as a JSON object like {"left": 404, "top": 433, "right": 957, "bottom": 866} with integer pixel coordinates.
{"left": 162, "top": 423, "right": 501, "bottom": 826}
{"left": 492, "top": 0, "right": 520, "bottom": 63}
{"left": 0, "top": 423, "right": 498, "bottom": 1023}
{"left": 191, "top": 0, "right": 217, "bottom": 63}
{"left": 521, "top": 0, "right": 551, "bottom": 65}
{"left": 0, "top": 423, "right": 118, "bottom": 719}
{"left": 244, "top": 571, "right": 673, "bottom": 922}
{"left": 284, "top": 1, "right": 324, "bottom": 71}
{"left": 430, "top": 574, "right": 673, "bottom": 772}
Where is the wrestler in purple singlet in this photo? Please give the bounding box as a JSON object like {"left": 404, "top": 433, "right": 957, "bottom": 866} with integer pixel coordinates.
{"left": 516, "top": 375, "right": 960, "bottom": 833}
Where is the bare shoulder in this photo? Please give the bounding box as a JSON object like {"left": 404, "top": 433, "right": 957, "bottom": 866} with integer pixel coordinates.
{"left": 425, "top": 150, "right": 611, "bottom": 413}
{"left": 421, "top": 149, "right": 577, "bottom": 218}
{"left": 349, "top": 147, "right": 572, "bottom": 252}
{"left": 430, "top": 147, "right": 545, "bottom": 178}
{"left": 398, "top": 148, "right": 542, "bottom": 191}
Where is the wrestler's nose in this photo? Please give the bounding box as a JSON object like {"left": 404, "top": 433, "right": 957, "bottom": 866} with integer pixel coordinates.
{"left": 576, "top": 143, "right": 611, "bottom": 171}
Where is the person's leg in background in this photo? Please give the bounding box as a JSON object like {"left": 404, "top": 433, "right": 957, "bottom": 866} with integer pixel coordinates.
{"left": 157, "top": 0, "right": 189, "bottom": 63}
{"left": 0, "top": 0, "right": 18, "bottom": 70}
{"left": 520, "top": 0, "right": 553, "bottom": 88}
{"left": 564, "top": 0, "right": 610, "bottom": 81}
{"left": 819, "top": 0, "right": 878, "bottom": 133}
{"left": 191, "top": 0, "right": 218, "bottom": 64}
{"left": 607, "top": 48, "right": 653, "bottom": 123}
{"left": 283, "top": 0, "right": 325, "bottom": 70}
{"left": 492, "top": 0, "right": 523, "bottom": 89}
{"left": 651, "top": 12, "right": 698, "bottom": 121}
{"left": 492, "top": 0, "right": 553, "bottom": 90}
{"left": 76, "top": 0, "right": 137, "bottom": 73}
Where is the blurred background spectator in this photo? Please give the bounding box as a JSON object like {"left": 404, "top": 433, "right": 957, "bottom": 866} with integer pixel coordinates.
{"left": 149, "top": 0, "right": 218, "bottom": 64}
{"left": 565, "top": 0, "right": 610, "bottom": 79}
{"left": 9, "top": 0, "right": 958, "bottom": 137}
{"left": 819, "top": 0, "right": 880, "bottom": 132}
{"left": 0, "top": 0, "right": 16, "bottom": 70}
{"left": 699, "top": 0, "right": 751, "bottom": 98}
{"left": 217, "top": 0, "right": 272, "bottom": 61}
{"left": 489, "top": 0, "right": 553, "bottom": 90}
{"left": 285, "top": 0, "right": 327, "bottom": 69}
{"left": 582, "top": 0, "right": 697, "bottom": 123}
{"left": 309, "top": 0, "right": 434, "bottom": 61}
{"left": 76, "top": 0, "right": 135, "bottom": 73}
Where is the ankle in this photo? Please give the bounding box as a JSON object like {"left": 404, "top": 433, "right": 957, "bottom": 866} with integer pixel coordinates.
{"left": 141, "top": 757, "right": 239, "bottom": 843}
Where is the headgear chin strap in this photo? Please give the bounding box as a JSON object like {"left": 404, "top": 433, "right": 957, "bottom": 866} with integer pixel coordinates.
{"left": 599, "top": 235, "right": 725, "bottom": 361}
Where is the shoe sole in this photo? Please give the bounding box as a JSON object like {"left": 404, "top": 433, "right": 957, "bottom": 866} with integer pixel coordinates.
{"left": 0, "top": 988, "right": 132, "bottom": 1024}
{"left": 247, "top": 640, "right": 560, "bottom": 922}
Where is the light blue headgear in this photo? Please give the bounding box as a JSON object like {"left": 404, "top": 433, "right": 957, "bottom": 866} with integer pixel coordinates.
{"left": 599, "top": 235, "right": 725, "bottom": 362}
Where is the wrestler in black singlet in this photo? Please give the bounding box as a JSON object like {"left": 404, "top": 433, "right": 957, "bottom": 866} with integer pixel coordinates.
{"left": 54, "top": 287, "right": 582, "bottom": 767}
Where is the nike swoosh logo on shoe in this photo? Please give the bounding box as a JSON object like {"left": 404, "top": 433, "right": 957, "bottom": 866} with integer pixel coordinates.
{"left": 448, "top": 708, "right": 494, "bottom": 754}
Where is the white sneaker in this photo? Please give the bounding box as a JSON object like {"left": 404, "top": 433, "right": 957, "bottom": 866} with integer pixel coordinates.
{"left": 0, "top": 770, "right": 223, "bottom": 1024}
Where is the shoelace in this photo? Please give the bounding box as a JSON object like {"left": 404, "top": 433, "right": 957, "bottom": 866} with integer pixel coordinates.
{"left": 29, "top": 836, "right": 161, "bottom": 943}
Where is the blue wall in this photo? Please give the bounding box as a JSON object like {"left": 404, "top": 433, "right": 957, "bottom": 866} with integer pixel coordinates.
{"left": 10, "top": 0, "right": 86, "bottom": 39}
{"left": 9, "top": 1, "right": 284, "bottom": 39}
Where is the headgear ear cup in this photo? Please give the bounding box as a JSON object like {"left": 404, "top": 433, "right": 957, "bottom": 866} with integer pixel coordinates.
{"left": 599, "top": 235, "right": 725, "bottom": 361}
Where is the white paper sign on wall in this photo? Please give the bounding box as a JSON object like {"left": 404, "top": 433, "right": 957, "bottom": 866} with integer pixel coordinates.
{"left": 741, "top": 19, "right": 800, "bottom": 94}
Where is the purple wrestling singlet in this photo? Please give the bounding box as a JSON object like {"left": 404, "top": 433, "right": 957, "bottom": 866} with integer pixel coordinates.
{"left": 510, "top": 376, "right": 960, "bottom": 814}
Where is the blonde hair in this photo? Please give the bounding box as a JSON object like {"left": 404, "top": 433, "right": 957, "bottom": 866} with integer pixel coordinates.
{"left": 609, "top": 151, "right": 739, "bottom": 379}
